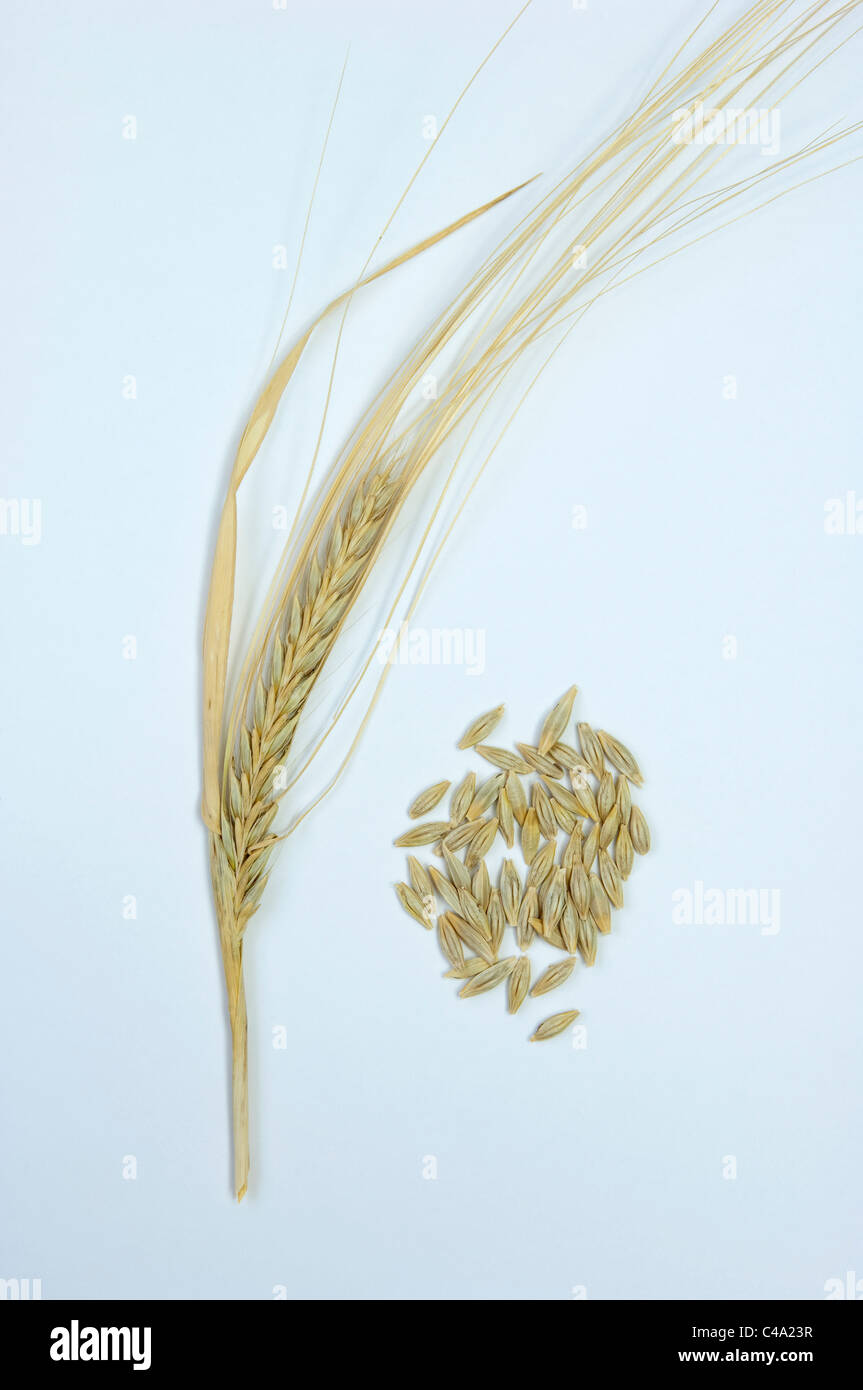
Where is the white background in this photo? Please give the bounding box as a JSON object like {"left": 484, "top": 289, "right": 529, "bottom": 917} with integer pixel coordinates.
{"left": 1, "top": 0, "right": 861, "bottom": 1299}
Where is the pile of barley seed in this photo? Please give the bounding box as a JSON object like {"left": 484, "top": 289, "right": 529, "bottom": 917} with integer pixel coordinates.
{"left": 392, "top": 687, "right": 651, "bottom": 1042}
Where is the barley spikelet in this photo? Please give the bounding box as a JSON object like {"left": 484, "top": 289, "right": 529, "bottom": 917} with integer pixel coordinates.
{"left": 541, "top": 868, "right": 567, "bottom": 935}
{"left": 442, "top": 844, "right": 471, "bottom": 892}
{"left": 588, "top": 874, "right": 611, "bottom": 935}
{"left": 569, "top": 859, "right": 590, "bottom": 918}
{"left": 475, "top": 745, "right": 532, "bottom": 774}
{"left": 561, "top": 898, "right": 579, "bottom": 955}
{"left": 578, "top": 915, "right": 597, "bottom": 967}
{"left": 598, "top": 847, "right": 624, "bottom": 909}
{"left": 407, "top": 855, "right": 433, "bottom": 903}
{"left": 538, "top": 685, "right": 579, "bottom": 756}
{"left": 508, "top": 957, "right": 531, "bottom": 1014}
{"left": 561, "top": 823, "right": 583, "bottom": 874}
{"left": 472, "top": 861, "right": 491, "bottom": 911}
{"left": 516, "top": 743, "right": 565, "bottom": 780}
{"left": 526, "top": 838, "right": 556, "bottom": 892}
{"left": 629, "top": 805, "right": 651, "bottom": 855}
{"left": 570, "top": 778, "right": 599, "bottom": 822}
{"left": 599, "top": 804, "right": 620, "bottom": 850}
{"left": 446, "top": 912, "right": 496, "bottom": 965}
{"left": 597, "top": 730, "right": 643, "bottom": 786}
{"left": 597, "top": 772, "right": 615, "bottom": 821}
{"left": 533, "top": 782, "right": 557, "bottom": 841}
{"left": 616, "top": 822, "right": 634, "bottom": 879}
{"left": 500, "top": 859, "right": 522, "bottom": 925}
{"left": 467, "top": 773, "right": 505, "bottom": 821}
{"left": 582, "top": 823, "right": 599, "bottom": 873}
{"left": 549, "top": 741, "right": 580, "bottom": 770}
{"left": 394, "top": 820, "right": 452, "bottom": 848}
{"left": 530, "top": 958, "right": 576, "bottom": 997}
{"left": 395, "top": 881, "right": 433, "bottom": 928}
{"left": 437, "top": 915, "right": 465, "bottom": 970}
{"left": 408, "top": 780, "right": 451, "bottom": 819}
{"left": 517, "top": 886, "right": 538, "bottom": 951}
{"left": 521, "top": 808, "right": 540, "bottom": 865}
{"left": 488, "top": 890, "right": 505, "bottom": 956}
{"left": 444, "top": 956, "right": 487, "bottom": 980}
{"left": 429, "top": 864, "right": 461, "bottom": 913}
{"left": 505, "top": 770, "right": 528, "bottom": 826}
{"left": 442, "top": 820, "right": 483, "bottom": 852}
{"left": 459, "top": 957, "right": 516, "bottom": 998}
{"left": 458, "top": 887, "right": 491, "bottom": 941}
{"left": 576, "top": 722, "right": 604, "bottom": 779}
{"left": 449, "top": 771, "right": 476, "bottom": 824}
{"left": 497, "top": 788, "right": 515, "bottom": 847}
{"left": 465, "top": 817, "right": 499, "bottom": 869}
{"left": 458, "top": 705, "right": 504, "bottom": 750}
{"left": 530, "top": 1010, "right": 580, "bottom": 1042}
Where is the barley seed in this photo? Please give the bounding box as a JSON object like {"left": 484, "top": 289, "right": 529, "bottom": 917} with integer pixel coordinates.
{"left": 409, "top": 780, "right": 451, "bottom": 819}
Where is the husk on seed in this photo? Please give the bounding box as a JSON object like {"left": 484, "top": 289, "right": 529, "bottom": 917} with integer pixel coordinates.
{"left": 533, "top": 782, "right": 557, "bottom": 841}
{"left": 472, "top": 861, "right": 491, "bottom": 910}
{"left": 521, "top": 808, "right": 540, "bottom": 864}
{"left": 458, "top": 705, "right": 505, "bottom": 750}
{"left": 516, "top": 743, "right": 565, "bottom": 780}
{"left": 597, "top": 730, "right": 643, "bottom": 786}
{"left": 458, "top": 887, "right": 490, "bottom": 940}
{"left": 446, "top": 912, "right": 495, "bottom": 965}
{"left": 526, "top": 838, "right": 556, "bottom": 891}
{"left": 538, "top": 685, "right": 579, "bottom": 756}
{"left": 488, "top": 890, "right": 505, "bottom": 955}
{"left": 561, "top": 898, "right": 579, "bottom": 954}
{"left": 530, "top": 958, "right": 576, "bottom": 997}
{"left": 629, "top": 805, "right": 651, "bottom": 855}
{"left": 407, "top": 855, "right": 433, "bottom": 903}
{"left": 465, "top": 817, "right": 499, "bottom": 869}
{"left": 505, "top": 770, "right": 528, "bottom": 826}
{"left": 394, "top": 821, "right": 452, "bottom": 848}
{"left": 408, "top": 780, "right": 451, "bottom": 819}
{"left": 530, "top": 1010, "right": 580, "bottom": 1042}
{"left": 475, "top": 745, "right": 532, "bottom": 774}
{"left": 444, "top": 956, "right": 487, "bottom": 980}
{"left": 497, "top": 788, "right": 515, "bottom": 847}
{"left": 616, "top": 822, "right": 634, "bottom": 878}
{"left": 459, "top": 957, "right": 515, "bottom": 998}
{"left": 576, "top": 722, "right": 604, "bottom": 779}
{"left": 437, "top": 915, "right": 465, "bottom": 969}
{"left": 467, "top": 774, "right": 505, "bottom": 821}
{"left": 508, "top": 956, "right": 531, "bottom": 1013}
{"left": 500, "top": 858, "right": 522, "bottom": 925}
{"left": 517, "top": 887, "right": 538, "bottom": 951}
{"left": 395, "top": 881, "right": 432, "bottom": 928}
{"left": 449, "top": 771, "right": 476, "bottom": 824}
{"left": 429, "top": 864, "right": 461, "bottom": 913}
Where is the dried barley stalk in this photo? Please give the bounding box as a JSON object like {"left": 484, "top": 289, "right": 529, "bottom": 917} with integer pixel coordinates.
{"left": 202, "top": 0, "right": 861, "bottom": 1195}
